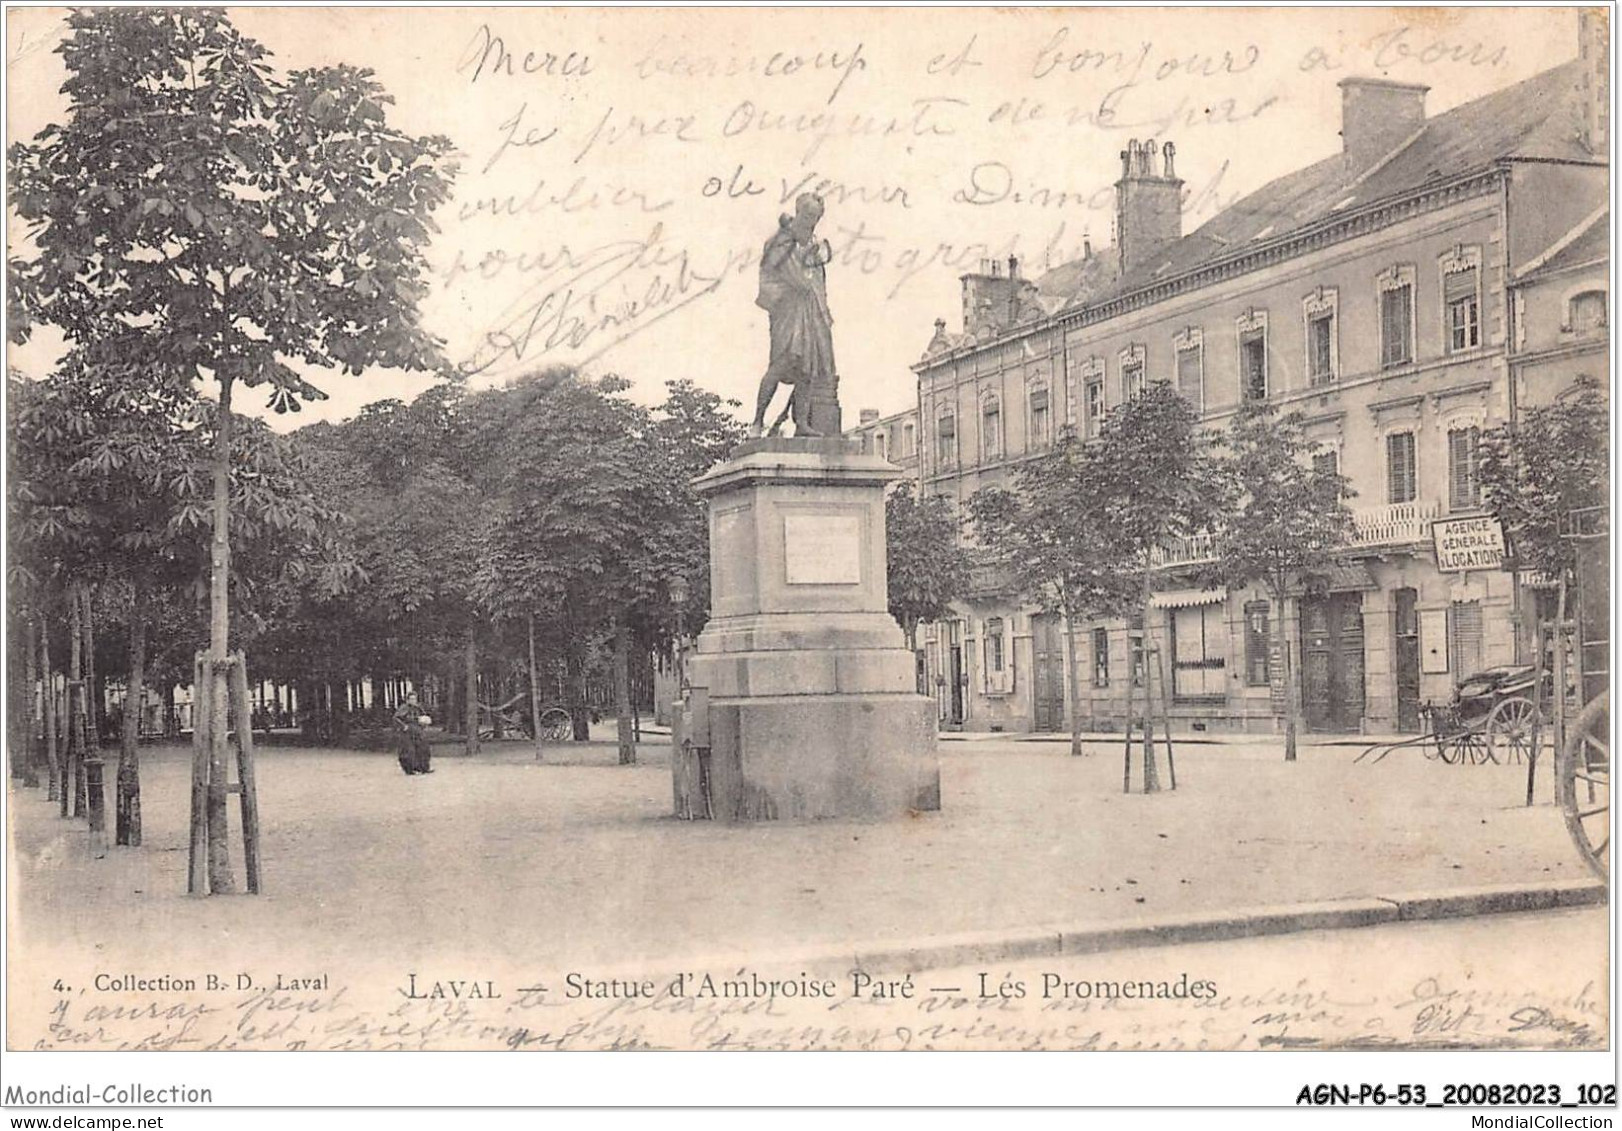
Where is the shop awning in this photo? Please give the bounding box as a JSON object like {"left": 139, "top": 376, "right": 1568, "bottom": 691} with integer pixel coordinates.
{"left": 1147, "top": 588, "right": 1227, "bottom": 609}
{"left": 1286, "top": 563, "right": 1378, "bottom": 596}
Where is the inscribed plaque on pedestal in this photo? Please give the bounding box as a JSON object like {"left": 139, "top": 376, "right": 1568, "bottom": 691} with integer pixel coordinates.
{"left": 783, "top": 514, "right": 862, "bottom": 585}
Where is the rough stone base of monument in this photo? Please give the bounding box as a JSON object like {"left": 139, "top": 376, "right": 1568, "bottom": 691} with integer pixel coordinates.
{"left": 673, "top": 437, "right": 941, "bottom": 822}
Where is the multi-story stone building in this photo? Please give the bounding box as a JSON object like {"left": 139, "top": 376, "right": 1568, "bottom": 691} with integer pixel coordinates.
{"left": 849, "top": 406, "right": 921, "bottom": 481}
{"left": 911, "top": 36, "right": 1609, "bottom": 735}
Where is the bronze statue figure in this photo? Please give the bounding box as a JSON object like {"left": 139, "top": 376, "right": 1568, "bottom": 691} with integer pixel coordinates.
{"left": 751, "top": 193, "right": 840, "bottom": 438}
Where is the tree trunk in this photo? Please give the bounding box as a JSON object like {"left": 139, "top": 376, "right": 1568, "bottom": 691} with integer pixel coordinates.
{"left": 67, "top": 584, "right": 88, "bottom": 818}
{"left": 117, "top": 589, "right": 146, "bottom": 847}
{"left": 613, "top": 615, "right": 635, "bottom": 765}
{"left": 42, "top": 625, "right": 60, "bottom": 805}
{"left": 527, "top": 614, "right": 544, "bottom": 760}
{"left": 1274, "top": 586, "right": 1299, "bottom": 763}
{"left": 568, "top": 644, "right": 590, "bottom": 741}
{"left": 1137, "top": 586, "right": 1161, "bottom": 792}
{"left": 463, "top": 625, "right": 480, "bottom": 757}
{"left": 81, "top": 585, "right": 98, "bottom": 748}
{"left": 210, "top": 373, "right": 234, "bottom": 660}
{"left": 1065, "top": 605, "right": 1085, "bottom": 757}
{"left": 196, "top": 372, "right": 236, "bottom": 892}
{"left": 24, "top": 619, "right": 41, "bottom": 788}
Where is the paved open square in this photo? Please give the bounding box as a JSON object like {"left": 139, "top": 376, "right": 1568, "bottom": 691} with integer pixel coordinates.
{"left": 10, "top": 733, "right": 1594, "bottom": 979}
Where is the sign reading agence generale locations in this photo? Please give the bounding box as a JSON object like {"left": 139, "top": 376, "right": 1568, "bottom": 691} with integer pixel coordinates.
{"left": 1432, "top": 514, "right": 1508, "bottom": 572}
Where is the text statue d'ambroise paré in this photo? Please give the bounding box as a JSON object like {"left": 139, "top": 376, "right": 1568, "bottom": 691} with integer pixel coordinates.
{"left": 751, "top": 191, "right": 841, "bottom": 438}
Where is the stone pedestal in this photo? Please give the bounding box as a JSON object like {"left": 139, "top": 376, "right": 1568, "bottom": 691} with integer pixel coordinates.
{"left": 674, "top": 437, "right": 941, "bottom": 821}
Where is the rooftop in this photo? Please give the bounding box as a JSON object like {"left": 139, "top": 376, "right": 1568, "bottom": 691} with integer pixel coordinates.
{"left": 922, "top": 60, "right": 1596, "bottom": 363}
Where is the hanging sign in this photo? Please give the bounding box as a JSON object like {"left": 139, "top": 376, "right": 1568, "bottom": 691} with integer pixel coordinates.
{"left": 1432, "top": 514, "right": 1506, "bottom": 573}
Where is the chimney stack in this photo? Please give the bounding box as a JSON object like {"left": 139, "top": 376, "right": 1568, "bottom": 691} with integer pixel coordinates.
{"left": 859, "top": 408, "right": 880, "bottom": 425}
{"left": 1115, "top": 138, "right": 1184, "bottom": 277}
{"left": 1580, "top": 8, "right": 1609, "bottom": 158}
{"left": 1338, "top": 77, "right": 1428, "bottom": 169}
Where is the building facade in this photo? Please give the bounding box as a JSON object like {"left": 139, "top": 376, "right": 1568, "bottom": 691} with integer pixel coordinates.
{"left": 911, "top": 41, "right": 1608, "bottom": 735}
{"left": 850, "top": 405, "right": 922, "bottom": 480}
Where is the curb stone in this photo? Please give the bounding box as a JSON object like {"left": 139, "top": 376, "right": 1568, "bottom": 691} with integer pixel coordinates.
{"left": 813, "top": 880, "right": 1608, "bottom": 978}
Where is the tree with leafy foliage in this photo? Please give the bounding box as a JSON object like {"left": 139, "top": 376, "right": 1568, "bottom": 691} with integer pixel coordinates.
{"left": 468, "top": 369, "right": 664, "bottom": 763}
{"left": 971, "top": 383, "right": 1216, "bottom": 771}
{"left": 1479, "top": 376, "right": 1609, "bottom": 583}
{"left": 1206, "top": 401, "right": 1354, "bottom": 763}
{"left": 9, "top": 8, "right": 455, "bottom": 890}
{"left": 886, "top": 482, "right": 972, "bottom": 666}
{"left": 970, "top": 437, "right": 1141, "bottom": 758}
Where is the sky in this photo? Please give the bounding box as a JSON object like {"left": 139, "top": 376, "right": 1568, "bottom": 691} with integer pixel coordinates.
{"left": 4, "top": 6, "right": 1583, "bottom": 430}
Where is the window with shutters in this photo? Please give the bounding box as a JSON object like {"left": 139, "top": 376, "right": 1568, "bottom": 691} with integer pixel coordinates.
{"left": 1092, "top": 627, "right": 1110, "bottom": 687}
{"left": 936, "top": 409, "right": 957, "bottom": 464}
{"left": 1029, "top": 383, "right": 1051, "bottom": 449}
{"left": 1449, "top": 600, "right": 1484, "bottom": 677}
{"left": 1174, "top": 327, "right": 1203, "bottom": 413}
{"left": 1085, "top": 377, "right": 1104, "bottom": 438}
{"left": 1244, "top": 602, "right": 1271, "bottom": 686}
{"left": 1170, "top": 604, "right": 1228, "bottom": 701}
{"left": 1444, "top": 266, "right": 1480, "bottom": 351}
{"left": 1120, "top": 344, "right": 1146, "bottom": 403}
{"left": 1236, "top": 308, "right": 1268, "bottom": 400}
{"left": 1313, "top": 449, "right": 1339, "bottom": 478}
{"left": 981, "top": 394, "right": 1002, "bottom": 461}
{"left": 902, "top": 422, "right": 915, "bottom": 456}
{"left": 983, "top": 617, "right": 1011, "bottom": 694}
{"left": 1448, "top": 426, "right": 1481, "bottom": 511}
{"left": 1378, "top": 265, "right": 1416, "bottom": 368}
{"left": 1240, "top": 333, "right": 1267, "bottom": 399}
{"left": 1386, "top": 431, "right": 1417, "bottom": 504}
{"left": 1307, "top": 313, "right": 1335, "bottom": 384}
{"left": 1304, "top": 285, "right": 1339, "bottom": 386}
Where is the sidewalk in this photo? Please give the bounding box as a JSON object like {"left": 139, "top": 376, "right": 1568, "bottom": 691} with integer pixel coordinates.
{"left": 7, "top": 732, "right": 1596, "bottom": 983}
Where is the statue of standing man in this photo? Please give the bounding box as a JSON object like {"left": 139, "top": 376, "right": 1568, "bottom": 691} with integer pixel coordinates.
{"left": 751, "top": 193, "right": 840, "bottom": 438}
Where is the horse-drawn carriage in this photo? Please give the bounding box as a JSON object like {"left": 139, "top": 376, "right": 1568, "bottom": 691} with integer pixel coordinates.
{"left": 1359, "top": 664, "right": 1546, "bottom": 766}
{"left": 1358, "top": 506, "right": 1608, "bottom": 882}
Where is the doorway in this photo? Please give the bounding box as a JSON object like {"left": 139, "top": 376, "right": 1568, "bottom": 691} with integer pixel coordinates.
{"left": 1394, "top": 588, "right": 1420, "bottom": 732}
{"left": 1301, "top": 592, "right": 1366, "bottom": 732}
{"left": 1031, "top": 614, "right": 1066, "bottom": 731}
{"left": 947, "top": 620, "right": 965, "bottom": 728}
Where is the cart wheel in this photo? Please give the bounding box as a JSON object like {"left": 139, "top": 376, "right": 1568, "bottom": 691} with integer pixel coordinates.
{"left": 537, "top": 706, "right": 573, "bottom": 743}
{"left": 1435, "top": 732, "right": 1463, "bottom": 765}
{"left": 1558, "top": 691, "right": 1609, "bottom": 882}
{"left": 1487, "top": 696, "right": 1541, "bottom": 765}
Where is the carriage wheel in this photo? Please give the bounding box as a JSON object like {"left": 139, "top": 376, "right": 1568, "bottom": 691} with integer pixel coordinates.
{"left": 537, "top": 706, "right": 573, "bottom": 743}
{"left": 1487, "top": 696, "right": 1541, "bottom": 765}
{"left": 1433, "top": 731, "right": 1462, "bottom": 764}
{"left": 1558, "top": 691, "right": 1609, "bottom": 882}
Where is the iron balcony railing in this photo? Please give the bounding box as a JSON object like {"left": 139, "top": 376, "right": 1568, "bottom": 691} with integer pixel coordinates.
{"left": 1151, "top": 501, "right": 1443, "bottom": 568}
